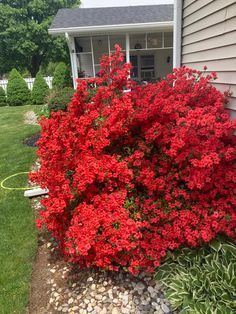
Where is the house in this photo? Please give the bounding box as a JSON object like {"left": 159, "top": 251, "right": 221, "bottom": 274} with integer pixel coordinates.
{"left": 48, "top": 0, "right": 174, "bottom": 88}
{"left": 174, "top": 0, "right": 236, "bottom": 119}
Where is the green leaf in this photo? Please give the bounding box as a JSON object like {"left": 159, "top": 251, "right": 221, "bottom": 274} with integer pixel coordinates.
{"left": 209, "top": 239, "right": 222, "bottom": 252}
{"left": 222, "top": 243, "right": 236, "bottom": 257}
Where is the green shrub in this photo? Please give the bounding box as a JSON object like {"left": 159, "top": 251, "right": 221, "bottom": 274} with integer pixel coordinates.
{"left": 46, "top": 62, "right": 59, "bottom": 76}
{"left": 31, "top": 72, "right": 49, "bottom": 105}
{"left": 155, "top": 240, "right": 236, "bottom": 314}
{"left": 47, "top": 87, "right": 74, "bottom": 113}
{"left": 37, "top": 104, "right": 50, "bottom": 119}
{"left": 0, "top": 87, "right": 7, "bottom": 106}
{"left": 21, "top": 69, "right": 31, "bottom": 78}
{"left": 52, "top": 62, "right": 71, "bottom": 89}
{"left": 7, "top": 69, "right": 31, "bottom": 106}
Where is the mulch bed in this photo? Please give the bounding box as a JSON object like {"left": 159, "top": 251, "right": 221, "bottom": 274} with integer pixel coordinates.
{"left": 23, "top": 132, "right": 40, "bottom": 147}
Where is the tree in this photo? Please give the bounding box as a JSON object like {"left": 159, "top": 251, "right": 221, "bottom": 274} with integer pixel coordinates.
{"left": 7, "top": 68, "right": 31, "bottom": 106}
{"left": 31, "top": 72, "right": 49, "bottom": 105}
{"left": 52, "top": 62, "right": 71, "bottom": 89}
{"left": 0, "top": 1, "right": 80, "bottom": 77}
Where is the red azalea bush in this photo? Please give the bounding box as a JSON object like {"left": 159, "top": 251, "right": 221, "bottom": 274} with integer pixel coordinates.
{"left": 31, "top": 46, "right": 236, "bottom": 273}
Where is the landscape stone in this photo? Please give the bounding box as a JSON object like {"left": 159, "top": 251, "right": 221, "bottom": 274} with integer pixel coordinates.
{"left": 112, "top": 308, "right": 120, "bottom": 314}
{"left": 161, "top": 303, "right": 170, "bottom": 313}
{"left": 42, "top": 242, "right": 175, "bottom": 314}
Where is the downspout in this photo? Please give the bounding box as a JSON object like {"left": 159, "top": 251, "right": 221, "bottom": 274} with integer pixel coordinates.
{"left": 173, "top": 0, "right": 183, "bottom": 68}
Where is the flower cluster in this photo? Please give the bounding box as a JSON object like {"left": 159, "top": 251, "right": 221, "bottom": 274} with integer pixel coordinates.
{"left": 31, "top": 45, "right": 236, "bottom": 273}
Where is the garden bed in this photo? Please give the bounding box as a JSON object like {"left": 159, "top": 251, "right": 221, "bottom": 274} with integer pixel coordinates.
{"left": 29, "top": 198, "right": 175, "bottom": 314}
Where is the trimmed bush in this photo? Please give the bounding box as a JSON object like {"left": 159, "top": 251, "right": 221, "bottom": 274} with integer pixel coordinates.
{"left": 31, "top": 72, "right": 49, "bottom": 105}
{"left": 155, "top": 239, "right": 236, "bottom": 314}
{"left": 52, "top": 62, "right": 71, "bottom": 89}
{"left": 7, "top": 69, "right": 31, "bottom": 106}
{"left": 31, "top": 46, "right": 236, "bottom": 274}
{"left": 0, "top": 87, "right": 7, "bottom": 106}
{"left": 47, "top": 87, "right": 74, "bottom": 113}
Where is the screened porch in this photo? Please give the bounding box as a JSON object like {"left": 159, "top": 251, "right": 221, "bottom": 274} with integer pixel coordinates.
{"left": 74, "top": 32, "right": 173, "bottom": 82}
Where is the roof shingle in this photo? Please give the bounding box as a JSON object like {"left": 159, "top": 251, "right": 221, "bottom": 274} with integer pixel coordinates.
{"left": 50, "top": 5, "right": 173, "bottom": 29}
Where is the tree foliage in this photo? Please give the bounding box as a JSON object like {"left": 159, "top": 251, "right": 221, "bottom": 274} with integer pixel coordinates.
{"left": 52, "top": 62, "right": 71, "bottom": 89}
{"left": 7, "top": 68, "right": 31, "bottom": 106}
{"left": 0, "top": 0, "right": 80, "bottom": 76}
{"left": 31, "top": 71, "right": 49, "bottom": 105}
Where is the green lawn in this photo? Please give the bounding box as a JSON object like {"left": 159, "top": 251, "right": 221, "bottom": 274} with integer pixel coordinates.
{"left": 0, "top": 105, "right": 40, "bottom": 313}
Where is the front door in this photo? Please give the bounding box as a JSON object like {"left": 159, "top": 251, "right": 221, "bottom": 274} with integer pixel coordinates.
{"left": 129, "top": 55, "right": 155, "bottom": 82}
{"left": 140, "top": 55, "right": 155, "bottom": 81}
{"left": 130, "top": 55, "right": 138, "bottom": 80}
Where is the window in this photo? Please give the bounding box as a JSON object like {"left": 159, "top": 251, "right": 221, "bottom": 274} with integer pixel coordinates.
{"left": 74, "top": 37, "right": 91, "bottom": 53}
{"left": 164, "top": 32, "right": 173, "bottom": 47}
{"left": 147, "top": 33, "right": 163, "bottom": 49}
{"left": 109, "top": 35, "right": 125, "bottom": 51}
{"left": 92, "top": 36, "right": 109, "bottom": 65}
{"left": 77, "top": 54, "right": 94, "bottom": 78}
{"left": 130, "top": 34, "right": 146, "bottom": 50}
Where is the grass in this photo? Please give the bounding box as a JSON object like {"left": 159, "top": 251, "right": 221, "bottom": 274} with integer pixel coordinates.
{"left": 0, "top": 105, "right": 41, "bottom": 313}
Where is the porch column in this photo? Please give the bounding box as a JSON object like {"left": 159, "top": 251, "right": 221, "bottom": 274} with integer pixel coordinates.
{"left": 65, "top": 33, "right": 78, "bottom": 89}
{"left": 125, "top": 33, "right": 130, "bottom": 63}
{"left": 173, "top": 0, "right": 183, "bottom": 68}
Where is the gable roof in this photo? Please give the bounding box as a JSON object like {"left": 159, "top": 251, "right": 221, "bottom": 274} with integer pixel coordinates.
{"left": 49, "top": 4, "right": 173, "bottom": 32}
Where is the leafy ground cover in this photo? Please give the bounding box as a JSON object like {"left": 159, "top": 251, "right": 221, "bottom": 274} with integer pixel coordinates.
{"left": 0, "top": 105, "right": 40, "bottom": 313}
{"left": 155, "top": 239, "right": 236, "bottom": 314}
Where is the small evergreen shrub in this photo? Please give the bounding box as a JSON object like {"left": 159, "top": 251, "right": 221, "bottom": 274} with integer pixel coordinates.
{"left": 7, "top": 69, "right": 31, "bottom": 106}
{"left": 48, "top": 87, "right": 74, "bottom": 113}
{"left": 0, "top": 87, "right": 7, "bottom": 106}
{"left": 52, "top": 62, "right": 71, "bottom": 89}
{"left": 31, "top": 72, "right": 49, "bottom": 105}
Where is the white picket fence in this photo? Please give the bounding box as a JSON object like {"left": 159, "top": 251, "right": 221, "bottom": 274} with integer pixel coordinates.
{"left": 0, "top": 76, "right": 53, "bottom": 92}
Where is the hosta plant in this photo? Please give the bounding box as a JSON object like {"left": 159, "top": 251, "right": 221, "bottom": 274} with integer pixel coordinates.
{"left": 155, "top": 240, "right": 236, "bottom": 314}
{"left": 31, "top": 45, "right": 236, "bottom": 274}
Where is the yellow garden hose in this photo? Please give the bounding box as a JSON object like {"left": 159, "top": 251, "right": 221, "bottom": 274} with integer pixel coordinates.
{"left": 0, "top": 172, "right": 39, "bottom": 191}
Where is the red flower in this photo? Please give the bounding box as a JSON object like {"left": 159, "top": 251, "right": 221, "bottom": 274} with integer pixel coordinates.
{"left": 30, "top": 46, "right": 236, "bottom": 273}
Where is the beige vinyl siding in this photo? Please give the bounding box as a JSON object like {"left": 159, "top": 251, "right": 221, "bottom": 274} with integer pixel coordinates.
{"left": 182, "top": 30, "right": 236, "bottom": 54}
{"left": 183, "top": 17, "right": 236, "bottom": 44}
{"left": 183, "top": 0, "right": 197, "bottom": 9}
{"left": 206, "top": 72, "right": 236, "bottom": 85}
{"left": 183, "top": 0, "right": 235, "bottom": 26}
{"left": 183, "top": 58, "right": 236, "bottom": 72}
{"left": 183, "top": 3, "right": 236, "bottom": 36}
{"left": 213, "top": 82, "right": 236, "bottom": 96}
{"left": 181, "top": 0, "right": 236, "bottom": 115}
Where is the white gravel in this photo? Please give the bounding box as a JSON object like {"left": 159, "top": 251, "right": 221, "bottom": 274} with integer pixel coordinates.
{"left": 43, "top": 238, "right": 176, "bottom": 314}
